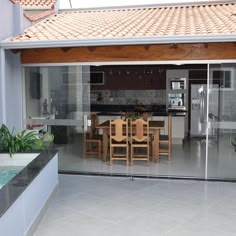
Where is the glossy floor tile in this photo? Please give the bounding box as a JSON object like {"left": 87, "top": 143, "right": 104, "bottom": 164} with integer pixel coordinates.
{"left": 34, "top": 175, "right": 236, "bottom": 236}
{"left": 57, "top": 135, "right": 207, "bottom": 178}
{"left": 56, "top": 132, "right": 236, "bottom": 179}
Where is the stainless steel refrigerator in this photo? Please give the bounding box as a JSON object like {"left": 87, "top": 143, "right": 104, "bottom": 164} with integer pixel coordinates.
{"left": 190, "top": 84, "right": 219, "bottom": 137}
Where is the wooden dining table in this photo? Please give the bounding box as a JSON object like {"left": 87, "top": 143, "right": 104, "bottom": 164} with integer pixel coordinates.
{"left": 96, "top": 120, "right": 165, "bottom": 163}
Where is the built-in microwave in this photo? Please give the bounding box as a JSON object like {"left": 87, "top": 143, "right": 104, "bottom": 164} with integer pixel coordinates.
{"left": 170, "top": 78, "right": 186, "bottom": 90}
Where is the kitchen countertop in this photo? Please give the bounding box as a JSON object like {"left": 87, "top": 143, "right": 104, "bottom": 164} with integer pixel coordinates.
{"left": 91, "top": 104, "right": 187, "bottom": 117}
{"left": 96, "top": 110, "right": 187, "bottom": 117}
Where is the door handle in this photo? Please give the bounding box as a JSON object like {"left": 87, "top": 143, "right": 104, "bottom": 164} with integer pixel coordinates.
{"left": 84, "top": 115, "right": 88, "bottom": 131}
{"left": 200, "top": 91, "right": 204, "bottom": 123}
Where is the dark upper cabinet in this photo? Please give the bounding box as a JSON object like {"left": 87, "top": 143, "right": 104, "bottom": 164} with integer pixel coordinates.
{"left": 91, "top": 65, "right": 166, "bottom": 90}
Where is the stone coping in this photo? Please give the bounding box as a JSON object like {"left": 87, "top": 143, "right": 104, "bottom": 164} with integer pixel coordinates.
{"left": 0, "top": 150, "right": 57, "bottom": 217}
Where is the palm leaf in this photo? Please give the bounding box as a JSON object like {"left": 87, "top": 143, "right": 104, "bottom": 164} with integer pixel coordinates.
{"left": 0, "top": 124, "right": 46, "bottom": 156}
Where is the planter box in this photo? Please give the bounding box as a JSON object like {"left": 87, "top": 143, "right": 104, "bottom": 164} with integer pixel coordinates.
{"left": 0, "top": 151, "right": 58, "bottom": 236}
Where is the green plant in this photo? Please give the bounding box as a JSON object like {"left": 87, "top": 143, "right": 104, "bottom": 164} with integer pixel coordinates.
{"left": 41, "top": 132, "right": 54, "bottom": 149}
{"left": 0, "top": 124, "right": 16, "bottom": 156}
{"left": 0, "top": 124, "right": 45, "bottom": 157}
{"left": 128, "top": 115, "right": 141, "bottom": 121}
{"left": 123, "top": 114, "right": 140, "bottom": 121}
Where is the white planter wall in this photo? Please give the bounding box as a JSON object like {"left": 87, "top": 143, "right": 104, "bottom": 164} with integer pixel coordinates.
{"left": 0, "top": 153, "right": 58, "bottom": 236}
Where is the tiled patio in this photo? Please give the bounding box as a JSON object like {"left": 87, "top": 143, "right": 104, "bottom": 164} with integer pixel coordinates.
{"left": 34, "top": 175, "right": 236, "bottom": 236}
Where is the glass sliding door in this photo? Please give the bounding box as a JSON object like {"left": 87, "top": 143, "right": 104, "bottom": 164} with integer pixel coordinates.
{"left": 187, "top": 68, "right": 208, "bottom": 178}
{"left": 24, "top": 65, "right": 91, "bottom": 172}
{"left": 207, "top": 63, "right": 236, "bottom": 180}
{"left": 23, "top": 63, "right": 212, "bottom": 178}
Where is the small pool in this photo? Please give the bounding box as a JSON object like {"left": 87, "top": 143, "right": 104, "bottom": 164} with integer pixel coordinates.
{"left": 0, "top": 166, "right": 24, "bottom": 189}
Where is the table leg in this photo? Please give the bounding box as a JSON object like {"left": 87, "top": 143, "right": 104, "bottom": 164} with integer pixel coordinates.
{"left": 103, "top": 129, "right": 109, "bottom": 162}
{"left": 153, "top": 129, "right": 160, "bottom": 162}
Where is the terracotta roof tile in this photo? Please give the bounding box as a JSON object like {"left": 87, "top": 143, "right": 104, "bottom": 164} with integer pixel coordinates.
{"left": 9, "top": 3, "right": 236, "bottom": 43}
{"left": 11, "top": 0, "right": 56, "bottom": 7}
{"left": 24, "top": 9, "right": 55, "bottom": 21}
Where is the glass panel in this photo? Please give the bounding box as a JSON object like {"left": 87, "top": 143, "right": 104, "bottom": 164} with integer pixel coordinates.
{"left": 187, "top": 68, "right": 208, "bottom": 178}
{"left": 207, "top": 63, "right": 236, "bottom": 179}
{"left": 24, "top": 66, "right": 91, "bottom": 172}
{"left": 24, "top": 65, "right": 209, "bottom": 178}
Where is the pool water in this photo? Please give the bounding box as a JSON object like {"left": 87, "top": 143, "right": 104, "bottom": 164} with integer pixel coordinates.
{"left": 0, "top": 166, "right": 24, "bottom": 189}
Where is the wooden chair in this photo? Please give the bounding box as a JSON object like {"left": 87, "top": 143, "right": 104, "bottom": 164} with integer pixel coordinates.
{"left": 142, "top": 112, "right": 154, "bottom": 154}
{"left": 159, "top": 113, "right": 172, "bottom": 160}
{"left": 109, "top": 119, "right": 129, "bottom": 166}
{"left": 83, "top": 113, "right": 101, "bottom": 160}
{"left": 130, "top": 118, "right": 150, "bottom": 166}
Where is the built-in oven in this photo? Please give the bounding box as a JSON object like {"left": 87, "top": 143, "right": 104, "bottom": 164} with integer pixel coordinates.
{"left": 170, "top": 78, "right": 186, "bottom": 90}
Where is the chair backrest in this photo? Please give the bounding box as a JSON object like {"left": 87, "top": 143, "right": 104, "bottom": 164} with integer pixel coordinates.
{"left": 131, "top": 118, "right": 149, "bottom": 142}
{"left": 168, "top": 113, "right": 172, "bottom": 140}
{"left": 110, "top": 119, "right": 128, "bottom": 143}
{"left": 88, "top": 113, "right": 98, "bottom": 139}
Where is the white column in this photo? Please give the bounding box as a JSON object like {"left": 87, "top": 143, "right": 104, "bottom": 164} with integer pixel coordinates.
{"left": 40, "top": 67, "right": 50, "bottom": 115}
{"left": 0, "top": 48, "right": 6, "bottom": 124}
{"left": 82, "top": 65, "right": 91, "bottom": 116}
{"left": 205, "top": 64, "right": 210, "bottom": 180}
{"left": 67, "top": 65, "right": 91, "bottom": 133}
{"left": 68, "top": 66, "right": 83, "bottom": 132}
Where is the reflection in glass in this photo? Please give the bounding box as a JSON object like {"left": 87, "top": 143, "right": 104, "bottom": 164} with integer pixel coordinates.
{"left": 207, "top": 63, "right": 236, "bottom": 180}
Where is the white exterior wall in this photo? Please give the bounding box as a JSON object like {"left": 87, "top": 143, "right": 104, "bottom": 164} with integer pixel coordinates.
{"left": 0, "top": 1, "right": 31, "bottom": 40}
{"left": 0, "top": 153, "right": 58, "bottom": 236}
{"left": 0, "top": 1, "right": 15, "bottom": 41}
{"left": 0, "top": 1, "right": 31, "bottom": 130}
{"left": 5, "top": 50, "right": 23, "bottom": 131}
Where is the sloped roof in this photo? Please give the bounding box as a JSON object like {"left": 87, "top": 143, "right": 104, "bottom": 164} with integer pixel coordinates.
{"left": 10, "top": 0, "right": 56, "bottom": 22}
{"left": 24, "top": 9, "right": 55, "bottom": 22}
{"left": 11, "top": 0, "right": 56, "bottom": 7}
{"left": 7, "top": 3, "right": 236, "bottom": 44}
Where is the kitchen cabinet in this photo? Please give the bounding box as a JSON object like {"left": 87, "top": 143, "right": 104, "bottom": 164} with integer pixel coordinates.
{"left": 172, "top": 116, "right": 185, "bottom": 144}
{"left": 153, "top": 115, "right": 185, "bottom": 144}
{"left": 91, "top": 65, "right": 166, "bottom": 90}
